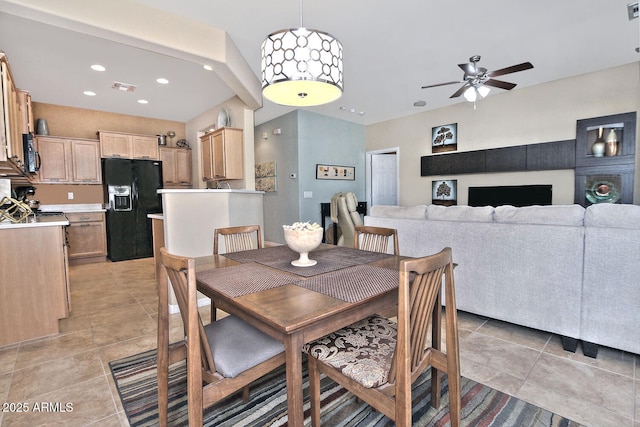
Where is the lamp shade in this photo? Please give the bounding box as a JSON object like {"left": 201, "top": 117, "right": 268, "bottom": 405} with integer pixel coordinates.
{"left": 463, "top": 85, "right": 491, "bottom": 102}
{"left": 261, "top": 27, "right": 343, "bottom": 106}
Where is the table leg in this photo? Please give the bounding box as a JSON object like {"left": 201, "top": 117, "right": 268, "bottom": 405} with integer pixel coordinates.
{"left": 284, "top": 333, "right": 305, "bottom": 427}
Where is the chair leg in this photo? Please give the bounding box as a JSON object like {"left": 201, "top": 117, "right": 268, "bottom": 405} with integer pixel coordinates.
{"left": 211, "top": 300, "right": 217, "bottom": 321}
{"left": 309, "top": 357, "right": 321, "bottom": 427}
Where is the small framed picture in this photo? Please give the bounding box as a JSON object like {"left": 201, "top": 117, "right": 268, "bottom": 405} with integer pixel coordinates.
{"left": 316, "top": 164, "right": 355, "bottom": 180}
{"left": 432, "top": 179, "right": 457, "bottom": 205}
{"left": 432, "top": 123, "right": 457, "bottom": 153}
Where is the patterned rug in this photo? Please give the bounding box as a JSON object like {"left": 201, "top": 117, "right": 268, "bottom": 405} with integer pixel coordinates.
{"left": 109, "top": 349, "right": 584, "bottom": 427}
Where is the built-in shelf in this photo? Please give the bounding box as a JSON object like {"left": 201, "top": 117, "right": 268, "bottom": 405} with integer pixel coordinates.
{"left": 419, "top": 111, "right": 636, "bottom": 207}
{"left": 420, "top": 139, "right": 576, "bottom": 176}
{"left": 574, "top": 111, "right": 636, "bottom": 206}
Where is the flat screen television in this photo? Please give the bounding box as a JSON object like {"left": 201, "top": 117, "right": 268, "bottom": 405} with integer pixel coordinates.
{"left": 468, "top": 185, "right": 552, "bottom": 207}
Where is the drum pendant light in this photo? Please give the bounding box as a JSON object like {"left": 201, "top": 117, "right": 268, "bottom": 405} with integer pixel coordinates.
{"left": 260, "top": 0, "right": 343, "bottom": 106}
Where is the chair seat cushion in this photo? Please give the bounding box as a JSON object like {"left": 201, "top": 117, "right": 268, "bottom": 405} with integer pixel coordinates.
{"left": 303, "top": 315, "right": 397, "bottom": 388}
{"left": 204, "top": 315, "right": 284, "bottom": 378}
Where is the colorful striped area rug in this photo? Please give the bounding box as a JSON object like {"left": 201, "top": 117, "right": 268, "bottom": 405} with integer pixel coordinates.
{"left": 109, "top": 349, "right": 584, "bottom": 426}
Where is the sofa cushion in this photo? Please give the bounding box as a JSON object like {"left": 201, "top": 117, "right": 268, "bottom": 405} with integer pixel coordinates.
{"left": 494, "top": 204, "right": 585, "bottom": 226}
{"left": 426, "top": 204, "right": 494, "bottom": 223}
{"left": 585, "top": 203, "right": 640, "bottom": 229}
{"left": 369, "top": 204, "right": 427, "bottom": 219}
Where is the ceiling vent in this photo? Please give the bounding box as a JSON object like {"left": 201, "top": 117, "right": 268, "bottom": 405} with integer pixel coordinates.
{"left": 112, "top": 81, "right": 137, "bottom": 92}
{"left": 629, "top": 1, "right": 639, "bottom": 20}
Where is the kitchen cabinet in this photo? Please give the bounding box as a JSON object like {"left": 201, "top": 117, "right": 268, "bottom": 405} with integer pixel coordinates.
{"left": 200, "top": 127, "right": 243, "bottom": 181}
{"left": 99, "top": 131, "right": 159, "bottom": 160}
{"left": 65, "top": 212, "right": 107, "bottom": 263}
{"left": 159, "top": 146, "right": 192, "bottom": 188}
{"left": 34, "top": 136, "right": 101, "bottom": 184}
{"left": 0, "top": 223, "right": 69, "bottom": 346}
{"left": 0, "top": 52, "right": 24, "bottom": 171}
{"left": 18, "top": 89, "right": 33, "bottom": 135}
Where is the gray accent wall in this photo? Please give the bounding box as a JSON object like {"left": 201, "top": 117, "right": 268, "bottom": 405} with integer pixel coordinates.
{"left": 255, "top": 110, "right": 365, "bottom": 243}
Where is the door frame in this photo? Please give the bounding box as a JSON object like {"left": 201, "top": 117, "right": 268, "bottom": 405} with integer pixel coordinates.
{"left": 365, "top": 147, "right": 400, "bottom": 214}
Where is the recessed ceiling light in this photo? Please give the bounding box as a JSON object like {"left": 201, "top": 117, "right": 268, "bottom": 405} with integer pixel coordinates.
{"left": 83, "top": 91, "right": 96, "bottom": 96}
{"left": 91, "top": 64, "right": 106, "bottom": 72}
{"left": 137, "top": 99, "right": 149, "bottom": 104}
{"left": 156, "top": 78, "right": 169, "bottom": 84}
{"left": 203, "top": 65, "right": 214, "bottom": 71}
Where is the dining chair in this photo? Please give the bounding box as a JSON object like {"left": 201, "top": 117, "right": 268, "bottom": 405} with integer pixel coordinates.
{"left": 354, "top": 225, "right": 399, "bottom": 255}
{"left": 158, "top": 247, "right": 285, "bottom": 427}
{"left": 304, "top": 247, "right": 461, "bottom": 427}
{"left": 212, "top": 224, "right": 262, "bottom": 319}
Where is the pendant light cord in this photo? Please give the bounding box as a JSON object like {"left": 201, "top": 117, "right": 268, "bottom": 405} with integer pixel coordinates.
{"left": 299, "top": 0, "right": 304, "bottom": 27}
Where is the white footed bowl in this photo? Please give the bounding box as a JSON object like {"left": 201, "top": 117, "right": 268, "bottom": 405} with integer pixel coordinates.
{"left": 283, "top": 228, "right": 323, "bottom": 267}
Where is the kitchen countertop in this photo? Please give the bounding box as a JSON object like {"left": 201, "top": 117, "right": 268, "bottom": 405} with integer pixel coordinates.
{"left": 157, "top": 189, "right": 264, "bottom": 194}
{"left": 0, "top": 214, "right": 69, "bottom": 229}
{"left": 39, "top": 203, "right": 105, "bottom": 213}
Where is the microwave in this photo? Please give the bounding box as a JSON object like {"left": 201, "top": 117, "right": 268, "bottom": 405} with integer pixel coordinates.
{"left": 22, "top": 133, "right": 40, "bottom": 174}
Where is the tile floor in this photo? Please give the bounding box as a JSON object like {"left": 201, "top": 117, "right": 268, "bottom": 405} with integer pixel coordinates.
{"left": 0, "top": 257, "right": 637, "bottom": 426}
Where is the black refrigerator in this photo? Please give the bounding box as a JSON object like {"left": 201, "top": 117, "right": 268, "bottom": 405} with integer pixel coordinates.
{"left": 103, "top": 158, "right": 163, "bottom": 262}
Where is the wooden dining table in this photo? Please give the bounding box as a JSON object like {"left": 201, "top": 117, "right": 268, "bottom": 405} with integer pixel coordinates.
{"left": 158, "top": 243, "right": 406, "bottom": 427}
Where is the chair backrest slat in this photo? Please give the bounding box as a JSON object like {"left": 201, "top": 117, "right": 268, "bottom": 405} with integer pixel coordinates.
{"left": 354, "top": 225, "right": 399, "bottom": 255}
{"left": 214, "top": 225, "right": 262, "bottom": 254}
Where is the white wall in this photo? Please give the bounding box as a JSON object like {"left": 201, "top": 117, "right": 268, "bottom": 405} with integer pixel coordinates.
{"left": 365, "top": 63, "right": 640, "bottom": 206}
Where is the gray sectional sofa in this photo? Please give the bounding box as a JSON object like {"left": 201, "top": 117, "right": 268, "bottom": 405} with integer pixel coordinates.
{"left": 364, "top": 203, "right": 640, "bottom": 357}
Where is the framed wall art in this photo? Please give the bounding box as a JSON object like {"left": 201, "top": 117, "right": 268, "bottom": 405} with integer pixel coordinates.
{"left": 316, "top": 164, "right": 355, "bottom": 180}
{"left": 432, "top": 123, "right": 457, "bottom": 153}
{"left": 255, "top": 161, "right": 277, "bottom": 192}
{"left": 431, "top": 179, "right": 457, "bottom": 206}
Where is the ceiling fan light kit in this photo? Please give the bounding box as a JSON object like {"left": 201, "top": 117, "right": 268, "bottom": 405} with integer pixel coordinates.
{"left": 421, "top": 55, "right": 533, "bottom": 105}
{"left": 261, "top": 0, "right": 343, "bottom": 107}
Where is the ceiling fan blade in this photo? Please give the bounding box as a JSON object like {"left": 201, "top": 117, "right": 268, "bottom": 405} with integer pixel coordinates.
{"left": 458, "top": 63, "right": 476, "bottom": 76}
{"left": 450, "top": 82, "right": 471, "bottom": 98}
{"left": 421, "top": 80, "right": 464, "bottom": 89}
{"left": 484, "top": 79, "right": 517, "bottom": 90}
{"left": 487, "top": 62, "right": 533, "bottom": 77}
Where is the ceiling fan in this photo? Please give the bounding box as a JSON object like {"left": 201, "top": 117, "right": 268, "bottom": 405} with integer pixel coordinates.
{"left": 421, "top": 55, "right": 534, "bottom": 101}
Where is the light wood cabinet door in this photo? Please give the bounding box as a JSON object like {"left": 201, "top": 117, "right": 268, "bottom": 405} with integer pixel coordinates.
{"left": 70, "top": 139, "right": 101, "bottom": 183}
{"left": 200, "top": 128, "right": 243, "bottom": 181}
{"left": 159, "top": 147, "right": 177, "bottom": 184}
{"left": 212, "top": 131, "right": 226, "bottom": 179}
{"left": 36, "top": 137, "right": 69, "bottom": 182}
{"left": 176, "top": 148, "right": 192, "bottom": 185}
{"left": 100, "top": 132, "right": 131, "bottom": 158}
{"left": 160, "top": 147, "right": 192, "bottom": 187}
{"left": 18, "top": 89, "right": 33, "bottom": 135}
{"left": 201, "top": 134, "right": 214, "bottom": 181}
{"left": 131, "top": 134, "right": 159, "bottom": 159}
{"left": 1, "top": 55, "right": 23, "bottom": 163}
{"left": 65, "top": 212, "right": 107, "bottom": 260}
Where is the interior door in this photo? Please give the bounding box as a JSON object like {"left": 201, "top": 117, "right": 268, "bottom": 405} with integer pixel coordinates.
{"left": 371, "top": 153, "right": 398, "bottom": 206}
